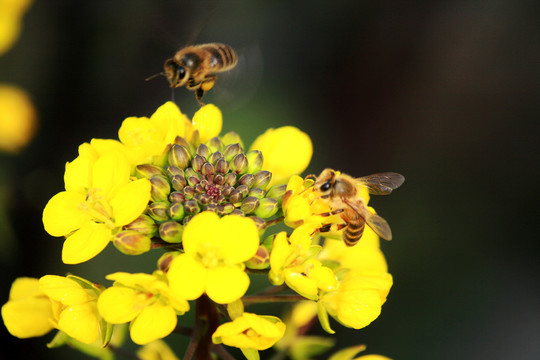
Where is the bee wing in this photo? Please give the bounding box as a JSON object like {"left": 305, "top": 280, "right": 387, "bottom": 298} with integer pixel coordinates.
{"left": 342, "top": 198, "right": 393, "bottom": 241}
{"left": 355, "top": 172, "right": 405, "bottom": 195}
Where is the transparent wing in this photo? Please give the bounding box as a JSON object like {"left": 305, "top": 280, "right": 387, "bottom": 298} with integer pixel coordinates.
{"left": 343, "top": 198, "right": 392, "bottom": 240}
{"left": 355, "top": 172, "right": 405, "bottom": 195}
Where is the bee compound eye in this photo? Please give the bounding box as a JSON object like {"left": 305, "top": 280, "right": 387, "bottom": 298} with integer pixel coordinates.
{"left": 176, "top": 66, "right": 186, "bottom": 80}
{"left": 321, "top": 182, "right": 332, "bottom": 192}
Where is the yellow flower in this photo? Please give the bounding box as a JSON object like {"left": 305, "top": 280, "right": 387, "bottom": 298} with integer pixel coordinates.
{"left": 97, "top": 272, "right": 189, "bottom": 345}
{"left": 192, "top": 104, "right": 222, "bottom": 143}
{"left": 38, "top": 275, "right": 103, "bottom": 344}
{"left": 42, "top": 145, "right": 151, "bottom": 264}
{"left": 250, "top": 126, "right": 312, "bottom": 186}
{"left": 167, "top": 212, "right": 259, "bottom": 304}
{"left": 0, "top": 0, "right": 32, "bottom": 55}
{"left": 284, "top": 259, "right": 338, "bottom": 300}
{"left": 212, "top": 312, "right": 286, "bottom": 351}
{"left": 268, "top": 225, "right": 320, "bottom": 286}
{"left": 1, "top": 277, "right": 54, "bottom": 338}
{"left": 0, "top": 84, "right": 37, "bottom": 153}
{"left": 282, "top": 175, "right": 328, "bottom": 228}
{"left": 320, "top": 269, "right": 393, "bottom": 330}
{"left": 329, "top": 345, "right": 392, "bottom": 360}
{"left": 118, "top": 101, "right": 193, "bottom": 164}
{"left": 137, "top": 339, "right": 180, "bottom": 360}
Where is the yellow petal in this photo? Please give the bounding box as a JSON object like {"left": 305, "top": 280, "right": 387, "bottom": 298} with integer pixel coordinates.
{"left": 130, "top": 302, "right": 177, "bottom": 345}
{"left": 57, "top": 303, "right": 100, "bottom": 344}
{"left": 206, "top": 266, "right": 250, "bottom": 304}
{"left": 62, "top": 222, "right": 112, "bottom": 264}
{"left": 250, "top": 126, "right": 312, "bottom": 186}
{"left": 181, "top": 211, "right": 219, "bottom": 255}
{"left": 1, "top": 277, "right": 53, "bottom": 338}
{"left": 167, "top": 254, "right": 206, "bottom": 301}
{"left": 110, "top": 178, "right": 151, "bottom": 226}
{"left": 7, "top": 277, "right": 42, "bottom": 300}
{"left": 64, "top": 153, "right": 94, "bottom": 193}
{"left": 137, "top": 339, "right": 180, "bottom": 360}
{"left": 284, "top": 270, "right": 318, "bottom": 300}
{"left": 150, "top": 101, "right": 192, "bottom": 145}
{"left": 97, "top": 286, "right": 141, "bottom": 324}
{"left": 92, "top": 151, "right": 131, "bottom": 197}
{"left": 39, "top": 275, "right": 90, "bottom": 305}
{"left": 216, "top": 215, "right": 259, "bottom": 263}
{"left": 192, "top": 104, "right": 222, "bottom": 143}
{"left": 42, "top": 191, "right": 89, "bottom": 237}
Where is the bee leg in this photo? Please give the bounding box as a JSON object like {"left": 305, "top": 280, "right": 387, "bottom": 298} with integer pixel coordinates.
{"left": 195, "top": 88, "right": 206, "bottom": 106}
{"left": 316, "top": 209, "right": 344, "bottom": 217}
{"left": 312, "top": 223, "right": 347, "bottom": 236}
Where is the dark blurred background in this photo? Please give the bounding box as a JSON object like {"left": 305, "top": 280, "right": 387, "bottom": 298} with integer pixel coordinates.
{"left": 1, "top": 1, "right": 539, "bottom": 359}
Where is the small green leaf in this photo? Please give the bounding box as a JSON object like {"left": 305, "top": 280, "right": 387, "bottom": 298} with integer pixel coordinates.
{"left": 289, "top": 336, "right": 335, "bottom": 360}
{"left": 241, "top": 348, "right": 260, "bottom": 360}
{"left": 328, "top": 344, "right": 367, "bottom": 360}
{"left": 317, "top": 301, "right": 335, "bottom": 334}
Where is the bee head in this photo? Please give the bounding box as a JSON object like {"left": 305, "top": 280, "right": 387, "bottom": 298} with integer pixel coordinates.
{"left": 314, "top": 169, "right": 336, "bottom": 195}
{"left": 164, "top": 58, "right": 189, "bottom": 88}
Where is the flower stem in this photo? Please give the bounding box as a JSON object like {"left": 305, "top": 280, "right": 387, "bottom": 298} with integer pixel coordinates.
{"left": 242, "top": 294, "right": 306, "bottom": 305}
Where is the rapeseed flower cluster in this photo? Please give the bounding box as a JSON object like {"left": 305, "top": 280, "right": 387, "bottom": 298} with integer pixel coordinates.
{"left": 2, "top": 101, "right": 399, "bottom": 360}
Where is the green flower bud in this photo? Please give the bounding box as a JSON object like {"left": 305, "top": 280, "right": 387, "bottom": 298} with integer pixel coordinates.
{"left": 236, "top": 184, "right": 250, "bottom": 196}
{"left": 198, "top": 193, "right": 212, "bottom": 205}
{"left": 150, "top": 175, "right": 171, "bottom": 202}
{"left": 254, "top": 197, "right": 279, "bottom": 218}
{"left": 174, "top": 136, "right": 193, "bottom": 153}
{"left": 222, "top": 185, "right": 234, "bottom": 197}
{"left": 247, "top": 188, "right": 265, "bottom": 199}
{"left": 249, "top": 216, "right": 266, "bottom": 233}
{"left": 245, "top": 245, "right": 270, "bottom": 270}
{"left": 194, "top": 183, "right": 205, "bottom": 194}
{"left": 241, "top": 196, "right": 259, "bottom": 214}
{"left": 266, "top": 184, "right": 287, "bottom": 204}
{"left": 245, "top": 150, "right": 263, "bottom": 174}
{"left": 157, "top": 251, "right": 181, "bottom": 272}
{"left": 221, "top": 131, "right": 243, "bottom": 148}
{"left": 167, "top": 166, "right": 185, "bottom": 177}
{"left": 238, "top": 173, "right": 255, "bottom": 188}
{"left": 206, "top": 137, "right": 223, "bottom": 153}
{"left": 159, "top": 221, "right": 184, "bottom": 243}
{"left": 184, "top": 199, "right": 200, "bottom": 215}
{"left": 147, "top": 201, "right": 170, "bottom": 222}
{"left": 169, "top": 191, "right": 185, "bottom": 203}
{"left": 201, "top": 162, "right": 215, "bottom": 176}
{"left": 191, "top": 154, "right": 206, "bottom": 172}
{"left": 230, "top": 153, "right": 248, "bottom": 174}
{"left": 113, "top": 230, "right": 151, "bottom": 255}
{"left": 153, "top": 143, "right": 172, "bottom": 168}
{"left": 253, "top": 171, "right": 272, "bottom": 190}
{"left": 223, "top": 143, "right": 243, "bottom": 161}
{"left": 215, "top": 157, "right": 229, "bottom": 174}
{"left": 169, "top": 144, "right": 191, "bottom": 169}
{"left": 136, "top": 164, "right": 166, "bottom": 179}
{"left": 230, "top": 208, "right": 244, "bottom": 216}
{"left": 204, "top": 203, "right": 217, "bottom": 212}
{"left": 217, "top": 203, "right": 235, "bottom": 215}
{"left": 167, "top": 202, "right": 185, "bottom": 221}
{"left": 224, "top": 173, "right": 237, "bottom": 186}
{"left": 213, "top": 174, "right": 225, "bottom": 185}
{"left": 185, "top": 167, "right": 199, "bottom": 179}
{"left": 171, "top": 174, "right": 187, "bottom": 191}
{"left": 208, "top": 151, "right": 224, "bottom": 165}
{"left": 123, "top": 214, "right": 157, "bottom": 237}
{"left": 183, "top": 186, "right": 195, "bottom": 199}
{"left": 196, "top": 143, "right": 211, "bottom": 158}
{"left": 228, "top": 189, "right": 244, "bottom": 204}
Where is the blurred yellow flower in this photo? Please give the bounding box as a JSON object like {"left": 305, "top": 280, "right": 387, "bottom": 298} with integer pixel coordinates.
{"left": 98, "top": 272, "right": 189, "bottom": 345}
{"left": 250, "top": 126, "right": 312, "bottom": 186}
{"left": 167, "top": 212, "right": 259, "bottom": 304}
{"left": 0, "top": 85, "right": 37, "bottom": 153}
{"left": 1, "top": 277, "right": 54, "bottom": 339}
{"left": 0, "top": 0, "right": 32, "bottom": 55}
{"left": 137, "top": 339, "right": 180, "bottom": 360}
{"left": 212, "top": 312, "right": 286, "bottom": 351}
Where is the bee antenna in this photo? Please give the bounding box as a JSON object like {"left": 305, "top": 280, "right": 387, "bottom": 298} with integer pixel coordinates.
{"left": 145, "top": 72, "right": 165, "bottom": 81}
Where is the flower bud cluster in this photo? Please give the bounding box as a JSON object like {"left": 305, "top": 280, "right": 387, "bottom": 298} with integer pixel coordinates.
{"left": 130, "top": 133, "right": 286, "bottom": 244}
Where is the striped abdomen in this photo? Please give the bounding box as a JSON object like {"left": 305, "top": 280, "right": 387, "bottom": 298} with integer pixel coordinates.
{"left": 342, "top": 208, "right": 365, "bottom": 246}
{"left": 200, "top": 43, "right": 238, "bottom": 72}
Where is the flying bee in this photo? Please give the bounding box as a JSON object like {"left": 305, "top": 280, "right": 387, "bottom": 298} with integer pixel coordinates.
{"left": 312, "top": 168, "right": 405, "bottom": 246}
{"left": 161, "top": 43, "right": 238, "bottom": 105}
